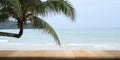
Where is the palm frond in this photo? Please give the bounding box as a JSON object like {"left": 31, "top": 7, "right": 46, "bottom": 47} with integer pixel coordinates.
{"left": 0, "top": 0, "right": 23, "bottom": 17}
{"left": 0, "top": 14, "right": 9, "bottom": 22}
{"left": 19, "top": 0, "right": 42, "bottom": 13}
{"left": 36, "top": 0, "right": 75, "bottom": 21}
{"left": 0, "top": 6, "right": 9, "bottom": 22}
{"left": 0, "top": 0, "right": 6, "bottom": 6}
{"left": 31, "top": 16, "right": 61, "bottom": 46}
{"left": 8, "top": 0, "right": 23, "bottom": 16}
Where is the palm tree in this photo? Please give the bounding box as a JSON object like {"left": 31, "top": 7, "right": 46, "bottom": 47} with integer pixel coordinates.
{"left": 0, "top": 0, "right": 75, "bottom": 45}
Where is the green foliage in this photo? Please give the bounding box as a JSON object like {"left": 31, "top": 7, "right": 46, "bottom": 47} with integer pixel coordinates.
{"left": 0, "top": 0, "right": 75, "bottom": 45}
{"left": 0, "top": 14, "right": 9, "bottom": 22}
{"left": 36, "top": 0, "right": 75, "bottom": 21}
{"left": 31, "top": 16, "right": 61, "bottom": 45}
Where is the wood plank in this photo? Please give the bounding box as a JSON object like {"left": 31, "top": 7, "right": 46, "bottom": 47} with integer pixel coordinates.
{"left": 0, "top": 50, "right": 120, "bottom": 60}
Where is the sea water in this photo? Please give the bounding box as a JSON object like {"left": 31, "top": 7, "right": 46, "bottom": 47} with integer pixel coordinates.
{"left": 0, "top": 28, "right": 120, "bottom": 50}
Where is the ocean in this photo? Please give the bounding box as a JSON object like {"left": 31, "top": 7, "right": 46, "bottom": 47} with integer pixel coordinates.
{"left": 0, "top": 29, "right": 120, "bottom": 50}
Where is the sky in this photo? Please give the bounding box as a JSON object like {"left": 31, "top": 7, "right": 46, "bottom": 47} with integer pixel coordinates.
{"left": 42, "top": 0, "right": 120, "bottom": 29}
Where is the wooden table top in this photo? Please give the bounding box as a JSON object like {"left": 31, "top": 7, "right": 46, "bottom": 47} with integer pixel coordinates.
{"left": 0, "top": 50, "right": 120, "bottom": 60}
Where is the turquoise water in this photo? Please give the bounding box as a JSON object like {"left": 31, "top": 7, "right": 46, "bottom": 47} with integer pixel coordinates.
{"left": 0, "top": 29, "right": 120, "bottom": 44}
{"left": 0, "top": 29, "right": 120, "bottom": 50}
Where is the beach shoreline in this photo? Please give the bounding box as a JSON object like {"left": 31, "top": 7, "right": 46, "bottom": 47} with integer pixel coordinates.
{"left": 0, "top": 42, "right": 119, "bottom": 50}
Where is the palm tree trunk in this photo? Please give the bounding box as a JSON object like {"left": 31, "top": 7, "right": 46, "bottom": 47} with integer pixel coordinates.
{"left": 0, "top": 21, "right": 23, "bottom": 38}
{"left": 0, "top": 32, "right": 18, "bottom": 37}
{"left": 16, "top": 20, "right": 23, "bottom": 38}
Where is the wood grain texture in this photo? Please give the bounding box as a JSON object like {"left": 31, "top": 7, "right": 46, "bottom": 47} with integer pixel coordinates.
{"left": 0, "top": 50, "right": 120, "bottom": 60}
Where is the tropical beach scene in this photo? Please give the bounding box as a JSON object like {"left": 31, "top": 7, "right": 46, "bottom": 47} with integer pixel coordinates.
{"left": 0, "top": 0, "right": 120, "bottom": 60}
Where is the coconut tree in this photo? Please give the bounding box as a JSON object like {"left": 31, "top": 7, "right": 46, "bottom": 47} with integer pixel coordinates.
{"left": 0, "top": 0, "right": 75, "bottom": 45}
